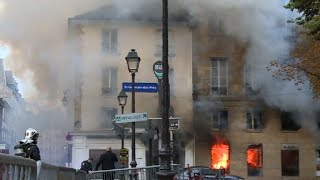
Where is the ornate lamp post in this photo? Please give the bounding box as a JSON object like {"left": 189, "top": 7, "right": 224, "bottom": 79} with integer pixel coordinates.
{"left": 125, "top": 49, "right": 141, "bottom": 179}
{"left": 117, "top": 90, "right": 128, "bottom": 148}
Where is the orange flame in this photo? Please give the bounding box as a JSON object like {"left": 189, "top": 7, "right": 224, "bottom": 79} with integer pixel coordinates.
{"left": 247, "top": 148, "right": 262, "bottom": 168}
{"left": 211, "top": 144, "right": 229, "bottom": 169}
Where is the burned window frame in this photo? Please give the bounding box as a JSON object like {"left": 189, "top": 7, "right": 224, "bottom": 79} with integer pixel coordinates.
{"left": 211, "top": 57, "right": 228, "bottom": 96}
{"left": 247, "top": 144, "right": 263, "bottom": 176}
{"left": 211, "top": 110, "right": 228, "bottom": 130}
{"left": 281, "top": 112, "right": 301, "bottom": 131}
{"left": 281, "top": 144, "right": 299, "bottom": 176}
{"left": 246, "top": 110, "right": 263, "bottom": 131}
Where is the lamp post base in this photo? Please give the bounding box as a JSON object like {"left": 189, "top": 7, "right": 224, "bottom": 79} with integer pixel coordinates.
{"left": 156, "top": 147, "right": 175, "bottom": 180}
{"left": 156, "top": 172, "right": 176, "bottom": 180}
{"left": 129, "top": 161, "right": 138, "bottom": 180}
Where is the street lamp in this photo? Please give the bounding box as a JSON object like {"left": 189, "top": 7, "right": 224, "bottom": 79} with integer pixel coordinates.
{"left": 118, "top": 90, "right": 128, "bottom": 114}
{"left": 117, "top": 90, "right": 128, "bottom": 150}
{"left": 125, "top": 49, "right": 140, "bottom": 178}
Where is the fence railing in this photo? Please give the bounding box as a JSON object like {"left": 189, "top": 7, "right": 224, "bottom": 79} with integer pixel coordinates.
{"left": 0, "top": 153, "right": 86, "bottom": 180}
{"left": 1, "top": 153, "right": 181, "bottom": 180}
{"left": 87, "top": 164, "right": 181, "bottom": 180}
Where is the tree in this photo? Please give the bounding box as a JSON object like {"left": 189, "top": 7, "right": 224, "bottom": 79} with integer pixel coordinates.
{"left": 285, "top": 0, "right": 320, "bottom": 39}
{"left": 269, "top": 37, "right": 320, "bottom": 97}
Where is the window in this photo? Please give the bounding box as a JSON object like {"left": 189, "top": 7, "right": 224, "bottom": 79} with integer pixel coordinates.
{"left": 246, "top": 110, "right": 263, "bottom": 130}
{"left": 211, "top": 57, "right": 228, "bottom": 95}
{"left": 155, "top": 29, "right": 175, "bottom": 57}
{"left": 281, "top": 112, "right": 301, "bottom": 131}
{"left": 102, "top": 68, "right": 117, "bottom": 95}
{"left": 169, "top": 68, "right": 174, "bottom": 96}
{"left": 101, "top": 29, "right": 118, "bottom": 54}
{"left": 316, "top": 145, "right": 320, "bottom": 176}
{"left": 208, "top": 16, "right": 223, "bottom": 35}
{"left": 101, "top": 108, "right": 117, "bottom": 128}
{"left": 212, "top": 110, "right": 228, "bottom": 130}
{"left": 247, "top": 144, "right": 263, "bottom": 176}
{"left": 244, "top": 64, "right": 259, "bottom": 95}
{"left": 281, "top": 144, "right": 299, "bottom": 176}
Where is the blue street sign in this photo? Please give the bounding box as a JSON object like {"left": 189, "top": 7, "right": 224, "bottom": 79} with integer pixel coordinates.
{"left": 122, "top": 82, "right": 158, "bottom": 93}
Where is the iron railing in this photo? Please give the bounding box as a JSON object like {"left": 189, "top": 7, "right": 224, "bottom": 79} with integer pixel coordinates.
{"left": 87, "top": 164, "right": 181, "bottom": 180}
{"left": 0, "top": 153, "right": 86, "bottom": 180}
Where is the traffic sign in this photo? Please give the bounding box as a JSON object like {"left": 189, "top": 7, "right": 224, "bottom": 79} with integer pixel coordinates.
{"left": 153, "top": 61, "right": 163, "bottom": 80}
{"left": 115, "top": 112, "right": 148, "bottom": 124}
{"left": 122, "top": 82, "right": 158, "bottom": 93}
{"left": 148, "top": 117, "right": 180, "bottom": 130}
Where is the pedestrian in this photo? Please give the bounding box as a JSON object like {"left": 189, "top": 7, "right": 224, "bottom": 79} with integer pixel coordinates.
{"left": 80, "top": 158, "right": 93, "bottom": 173}
{"left": 95, "top": 147, "right": 119, "bottom": 180}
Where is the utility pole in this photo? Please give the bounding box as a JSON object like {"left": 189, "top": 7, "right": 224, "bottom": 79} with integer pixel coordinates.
{"left": 157, "top": 0, "right": 175, "bottom": 179}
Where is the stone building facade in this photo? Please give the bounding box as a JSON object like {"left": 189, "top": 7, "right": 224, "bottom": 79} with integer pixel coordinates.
{"left": 0, "top": 58, "right": 24, "bottom": 154}
{"left": 67, "top": 2, "right": 193, "bottom": 169}
{"left": 66, "top": 1, "right": 320, "bottom": 179}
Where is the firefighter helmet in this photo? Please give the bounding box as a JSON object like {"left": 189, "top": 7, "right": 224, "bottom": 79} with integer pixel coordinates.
{"left": 25, "top": 128, "right": 39, "bottom": 140}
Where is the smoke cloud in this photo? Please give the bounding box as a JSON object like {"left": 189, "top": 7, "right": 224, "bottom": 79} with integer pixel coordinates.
{"left": 0, "top": 0, "right": 319, "bottom": 162}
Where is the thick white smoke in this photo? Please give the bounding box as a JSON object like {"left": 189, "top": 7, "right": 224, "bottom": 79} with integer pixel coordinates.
{"left": 0, "top": 0, "right": 319, "bottom": 161}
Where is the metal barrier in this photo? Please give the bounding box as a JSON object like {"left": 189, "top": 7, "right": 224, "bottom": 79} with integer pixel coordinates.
{"left": 1, "top": 153, "right": 181, "bottom": 180}
{"left": 0, "top": 153, "right": 37, "bottom": 180}
{"left": 87, "top": 164, "right": 181, "bottom": 180}
{"left": 0, "top": 153, "right": 87, "bottom": 180}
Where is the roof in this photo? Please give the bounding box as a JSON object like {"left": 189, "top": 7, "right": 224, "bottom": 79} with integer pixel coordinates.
{"left": 72, "top": 1, "right": 191, "bottom": 23}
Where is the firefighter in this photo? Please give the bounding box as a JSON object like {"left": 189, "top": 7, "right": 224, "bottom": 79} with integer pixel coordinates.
{"left": 14, "top": 128, "right": 41, "bottom": 162}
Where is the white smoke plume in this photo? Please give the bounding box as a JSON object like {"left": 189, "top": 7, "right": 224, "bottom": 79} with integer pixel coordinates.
{"left": 0, "top": 0, "right": 319, "bottom": 161}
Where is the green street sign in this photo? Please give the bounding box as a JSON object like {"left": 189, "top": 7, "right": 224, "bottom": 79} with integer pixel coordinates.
{"left": 115, "top": 112, "right": 148, "bottom": 124}
{"left": 153, "top": 61, "right": 163, "bottom": 80}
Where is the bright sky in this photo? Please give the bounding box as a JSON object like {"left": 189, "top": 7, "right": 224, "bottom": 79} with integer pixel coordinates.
{"left": 0, "top": 45, "right": 32, "bottom": 98}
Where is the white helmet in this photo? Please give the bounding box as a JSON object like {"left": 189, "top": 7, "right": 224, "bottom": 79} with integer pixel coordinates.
{"left": 24, "top": 128, "right": 39, "bottom": 140}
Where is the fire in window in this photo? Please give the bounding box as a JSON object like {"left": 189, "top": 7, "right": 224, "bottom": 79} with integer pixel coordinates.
{"left": 211, "top": 142, "right": 230, "bottom": 171}
{"left": 247, "top": 144, "right": 263, "bottom": 176}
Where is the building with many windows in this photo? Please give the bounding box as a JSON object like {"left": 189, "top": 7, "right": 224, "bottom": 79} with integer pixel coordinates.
{"left": 0, "top": 58, "right": 24, "bottom": 154}
{"left": 67, "top": 1, "right": 320, "bottom": 179}
{"left": 67, "top": 1, "right": 193, "bottom": 170}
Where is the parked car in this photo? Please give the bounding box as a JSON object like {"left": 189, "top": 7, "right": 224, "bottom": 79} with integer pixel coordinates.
{"left": 178, "top": 166, "right": 244, "bottom": 180}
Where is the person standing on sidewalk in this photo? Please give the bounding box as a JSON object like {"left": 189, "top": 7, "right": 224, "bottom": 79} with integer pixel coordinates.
{"left": 95, "top": 147, "right": 118, "bottom": 180}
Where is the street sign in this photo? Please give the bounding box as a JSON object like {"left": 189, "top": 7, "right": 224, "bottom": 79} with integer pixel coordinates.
{"left": 122, "top": 82, "right": 158, "bottom": 93}
{"left": 153, "top": 61, "right": 163, "bottom": 80}
{"left": 115, "top": 112, "right": 148, "bottom": 124}
{"left": 148, "top": 117, "right": 180, "bottom": 130}
{"left": 0, "top": 144, "right": 6, "bottom": 150}
{"left": 169, "top": 119, "right": 179, "bottom": 130}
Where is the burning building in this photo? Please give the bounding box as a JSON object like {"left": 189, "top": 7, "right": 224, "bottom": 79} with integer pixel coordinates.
{"left": 65, "top": 0, "right": 320, "bottom": 179}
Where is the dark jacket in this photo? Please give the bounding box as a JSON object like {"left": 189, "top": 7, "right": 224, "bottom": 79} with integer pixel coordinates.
{"left": 80, "top": 160, "right": 92, "bottom": 173}
{"left": 95, "top": 151, "right": 118, "bottom": 170}
{"left": 25, "top": 143, "right": 41, "bottom": 161}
